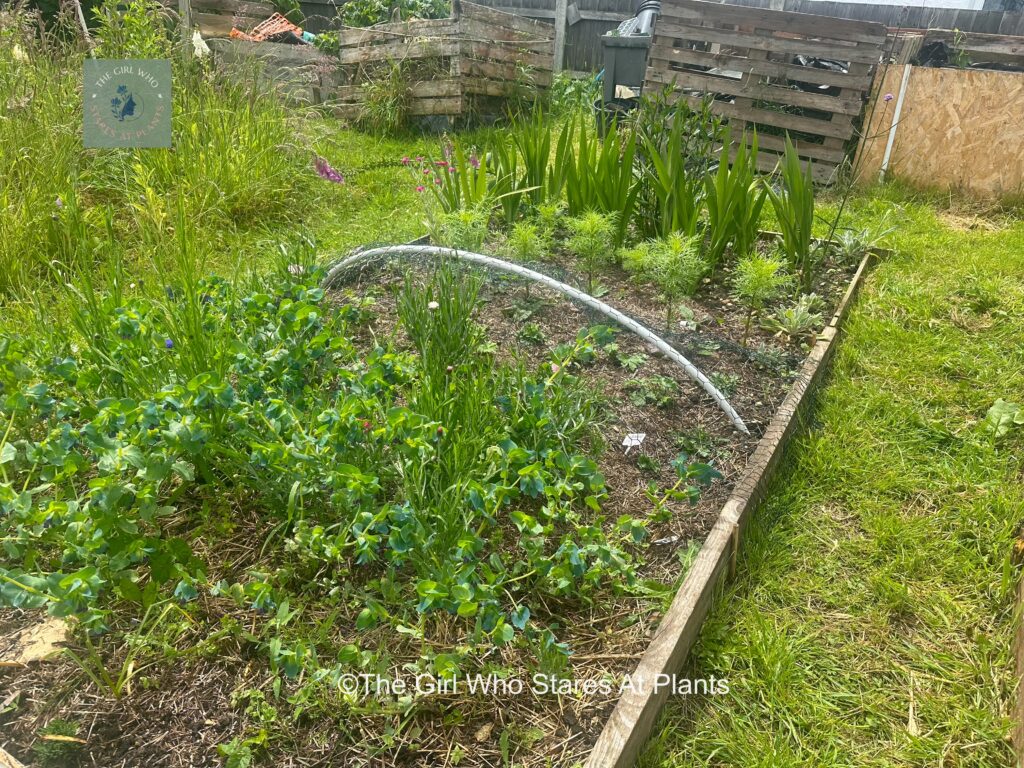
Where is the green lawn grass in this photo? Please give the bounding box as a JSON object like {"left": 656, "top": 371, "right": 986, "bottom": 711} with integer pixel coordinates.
{"left": 640, "top": 188, "right": 1024, "bottom": 768}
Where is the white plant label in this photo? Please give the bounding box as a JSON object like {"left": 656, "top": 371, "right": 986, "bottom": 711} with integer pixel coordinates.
{"left": 622, "top": 433, "right": 646, "bottom": 454}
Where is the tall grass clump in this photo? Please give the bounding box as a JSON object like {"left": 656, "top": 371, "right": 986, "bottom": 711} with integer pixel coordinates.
{"left": 0, "top": 2, "right": 316, "bottom": 297}
{"left": 0, "top": 11, "right": 85, "bottom": 294}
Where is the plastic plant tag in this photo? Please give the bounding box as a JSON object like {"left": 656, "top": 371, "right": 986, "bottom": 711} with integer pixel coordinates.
{"left": 622, "top": 433, "right": 646, "bottom": 454}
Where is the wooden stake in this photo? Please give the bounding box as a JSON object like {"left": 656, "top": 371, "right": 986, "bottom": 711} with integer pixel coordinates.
{"left": 553, "top": 0, "right": 567, "bottom": 71}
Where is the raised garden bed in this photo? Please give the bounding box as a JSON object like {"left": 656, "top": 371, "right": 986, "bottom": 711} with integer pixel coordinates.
{"left": 306, "top": 230, "right": 883, "bottom": 765}
{"left": 0, "top": 231, "right": 880, "bottom": 768}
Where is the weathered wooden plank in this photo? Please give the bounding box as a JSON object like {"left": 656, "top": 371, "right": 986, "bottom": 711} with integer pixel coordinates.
{"left": 333, "top": 38, "right": 459, "bottom": 65}
{"left": 462, "top": 40, "right": 554, "bottom": 68}
{"left": 659, "top": 87, "right": 853, "bottom": 139}
{"left": 737, "top": 129, "right": 847, "bottom": 164}
{"left": 333, "top": 95, "right": 463, "bottom": 118}
{"left": 488, "top": 6, "right": 629, "bottom": 23}
{"left": 747, "top": 146, "right": 838, "bottom": 182}
{"left": 585, "top": 248, "right": 878, "bottom": 768}
{"left": 652, "top": 20, "right": 883, "bottom": 64}
{"left": 647, "top": 43, "right": 873, "bottom": 90}
{"left": 553, "top": 0, "right": 568, "bottom": 70}
{"left": 460, "top": 16, "right": 555, "bottom": 52}
{"left": 458, "top": 0, "right": 556, "bottom": 36}
{"left": 462, "top": 56, "right": 554, "bottom": 85}
{"left": 646, "top": 63, "right": 864, "bottom": 115}
{"left": 209, "top": 37, "right": 332, "bottom": 63}
{"left": 922, "top": 28, "right": 1024, "bottom": 65}
{"left": 334, "top": 19, "right": 459, "bottom": 47}
{"left": 659, "top": 0, "right": 887, "bottom": 43}
{"left": 333, "top": 78, "right": 462, "bottom": 102}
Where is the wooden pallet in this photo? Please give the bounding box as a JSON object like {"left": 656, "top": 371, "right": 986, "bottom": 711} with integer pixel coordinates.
{"left": 331, "top": 0, "right": 555, "bottom": 122}
{"left": 644, "top": 0, "right": 887, "bottom": 182}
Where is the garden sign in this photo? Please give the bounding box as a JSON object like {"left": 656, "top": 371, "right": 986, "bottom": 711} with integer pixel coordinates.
{"left": 83, "top": 59, "right": 171, "bottom": 148}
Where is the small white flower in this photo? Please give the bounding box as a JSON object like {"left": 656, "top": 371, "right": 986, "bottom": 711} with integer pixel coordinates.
{"left": 129, "top": 282, "right": 136, "bottom": 289}
{"left": 12, "top": 45, "right": 27, "bottom": 63}
{"left": 427, "top": 301, "right": 440, "bottom": 311}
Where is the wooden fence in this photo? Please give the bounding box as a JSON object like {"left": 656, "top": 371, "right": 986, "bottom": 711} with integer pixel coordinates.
{"left": 192, "top": 0, "right": 1024, "bottom": 72}
{"left": 470, "top": 0, "right": 1024, "bottom": 71}
{"left": 722, "top": 0, "right": 1024, "bottom": 36}
{"left": 644, "top": 0, "right": 887, "bottom": 181}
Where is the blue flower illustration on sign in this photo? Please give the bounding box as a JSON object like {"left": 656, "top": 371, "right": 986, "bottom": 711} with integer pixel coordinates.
{"left": 109, "top": 84, "right": 139, "bottom": 122}
{"left": 84, "top": 59, "right": 171, "bottom": 148}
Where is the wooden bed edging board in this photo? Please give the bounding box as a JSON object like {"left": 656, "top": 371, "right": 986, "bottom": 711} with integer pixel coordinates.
{"left": 585, "top": 248, "right": 879, "bottom": 768}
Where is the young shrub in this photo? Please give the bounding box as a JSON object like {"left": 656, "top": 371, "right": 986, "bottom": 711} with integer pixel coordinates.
{"left": 733, "top": 253, "right": 792, "bottom": 345}
{"left": 621, "top": 232, "right": 706, "bottom": 329}
{"left": 535, "top": 201, "right": 564, "bottom": 243}
{"left": 92, "top": 0, "right": 173, "bottom": 58}
{"left": 566, "top": 211, "right": 617, "bottom": 295}
{"left": 429, "top": 206, "right": 490, "bottom": 251}
{"left": 766, "top": 135, "right": 816, "bottom": 291}
{"left": 505, "top": 221, "right": 547, "bottom": 262}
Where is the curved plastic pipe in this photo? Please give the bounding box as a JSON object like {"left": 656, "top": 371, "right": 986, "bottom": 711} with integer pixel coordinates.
{"left": 322, "top": 245, "right": 749, "bottom": 434}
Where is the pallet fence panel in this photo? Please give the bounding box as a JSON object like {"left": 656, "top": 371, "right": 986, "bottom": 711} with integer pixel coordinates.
{"left": 327, "top": 0, "right": 553, "bottom": 122}
{"left": 469, "top": 0, "right": 1022, "bottom": 72}
{"left": 644, "top": 0, "right": 887, "bottom": 181}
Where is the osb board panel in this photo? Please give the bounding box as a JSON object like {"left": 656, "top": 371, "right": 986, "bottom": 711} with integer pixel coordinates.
{"left": 646, "top": 0, "right": 886, "bottom": 182}
{"left": 856, "top": 66, "right": 1024, "bottom": 199}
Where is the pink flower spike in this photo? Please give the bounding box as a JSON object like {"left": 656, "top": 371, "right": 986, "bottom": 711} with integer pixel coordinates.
{"left": 314, "top": 156, "right": 344, "bottom": 184}
{"left": 416, "top": 185, "right": 425, "bottom": 192}
{"left": 435, "top": 178, "right": 442, "bottom": 185}
{"left": 883, "top": 92, "right": 894, "bottom": 102}
{"left": 435, "top": 160, "right": 448, "bottom": 167}
{"left": 423, "top": 167, "right": 431, "bottom": 175}
{"left": 401, "top": 156, "right": 410, "bottom": 165}
{"left": 551, "top": 363, "right": 561, "bottom": 374}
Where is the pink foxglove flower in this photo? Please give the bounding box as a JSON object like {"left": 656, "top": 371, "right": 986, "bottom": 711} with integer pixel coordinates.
{"left": 314, "top": 156, "right": 344, "bottom": 184}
